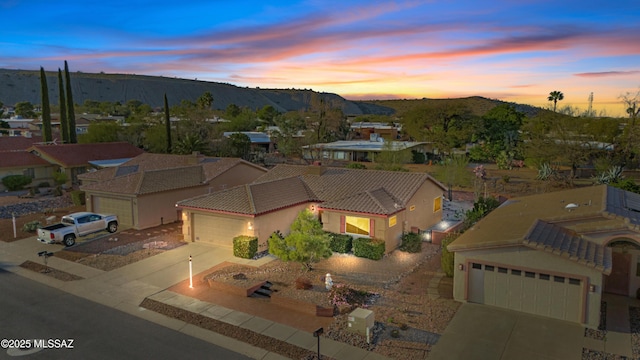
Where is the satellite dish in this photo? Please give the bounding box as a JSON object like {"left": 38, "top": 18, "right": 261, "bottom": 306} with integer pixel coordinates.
{"left": 565, "top": 203, "right": 579, "bottom": 209}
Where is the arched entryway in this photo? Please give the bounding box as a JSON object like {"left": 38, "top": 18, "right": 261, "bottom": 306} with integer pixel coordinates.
{"left": 604, "top": 238, "right": 640, "bottom": 297}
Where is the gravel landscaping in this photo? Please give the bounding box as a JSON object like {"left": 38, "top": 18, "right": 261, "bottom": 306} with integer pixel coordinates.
{"left": 19, "top": 260, "right": 84, "bottom": 281}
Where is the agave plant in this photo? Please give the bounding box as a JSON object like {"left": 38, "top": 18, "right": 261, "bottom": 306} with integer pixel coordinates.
{"left": 536, "top": 163, "right": 556, "bottom": 181}
{"left": 593, "top": 166, "right": 624, "bottom": 185}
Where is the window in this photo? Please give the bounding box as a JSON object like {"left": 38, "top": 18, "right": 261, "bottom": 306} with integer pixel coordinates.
{"left": 498, "top": 267, "right": 508, "bottom": 274}
{"left": 334, "top": 151, "right": 346, "bottom": 160}
{"left": 388, "top": 215, "right": 397, "bottom": 227}
{"left": 409, "top": 205, "right": 416, "bottom": 211}
{"left": 433, "top": 196, "right": 442, "bottom": 212}
{"left": 539, "top": 274, "right": 550, "bottom": 280}
{"left": 485, "top": 265, "right": 494, "bottom": 271}
{"left": 554, "top": 276, "right": 565, "bottom": 283}
{"left": 472, "top": 263, "right": 482, "bottom": 269}
{"left": 525, "top": 272, "right": 535, "bottom": 278}
{"left": 345, "top": 216, "right": 370, "bottom": 236}
{"left": 511, "top": 269, "right": 522, "bottom": 276}
{"left": 569, "top": 278, "right": 581, "bottom": 285}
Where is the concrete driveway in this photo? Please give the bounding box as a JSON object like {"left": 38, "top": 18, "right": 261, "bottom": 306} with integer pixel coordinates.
{"left": 429, "top": 303, "right": 587, "bottom": 360}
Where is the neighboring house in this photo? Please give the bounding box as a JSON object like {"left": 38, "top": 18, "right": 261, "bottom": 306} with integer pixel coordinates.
{"left": 0, "top": 135, "right": 54, "bottom": 190}
{"left": 177, "top": 164, "right": 446, "bottom": 252}
{"left": 79, "top": 153, "right": 268, "bottom": 230}
{"left": 349, "top": 122, "right": 400, "bottom": 141}
{"left": 448, "top": 185, "right": 640, "bottom": 328}
{"left": 28, "top": 142, "right": 144, "bottom": 184}
{"left": 223, "top": 131, "right": 273, "bottom": 153}
{"left": 302, "top": 140, "right": 432, "bottom": 162}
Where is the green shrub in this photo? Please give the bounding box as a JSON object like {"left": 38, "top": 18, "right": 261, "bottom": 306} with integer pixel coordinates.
{"left": 353, "top": 237, "right": 385, "bottom": 260}
{"left": 22, "top": 220, "right": 42, "bottom": 233}
{"left": 233, "top": 235, "right": 258, "bottom": 259}
{"left": 411, "top": 150, "right": 425, "bottom": 164}
{"left": 52, "top": 171, "right": 68, "bottom": 186}
{"left": 346, "top": 163, "right": 367, "bottom": 169}
{"left": 399, "top": 232, "right": 422, "bottom": 253}
{"left": 70, "top": 190, "right": 86, "bottom": 206}
{"left": 2, "top": 174, "right": 32, "bottom": 191}
{"left": 328, "top": 233, "right": 353, "bottom": 253}
{"left": 441, "top": 232, "right": 459, "bottom": 277}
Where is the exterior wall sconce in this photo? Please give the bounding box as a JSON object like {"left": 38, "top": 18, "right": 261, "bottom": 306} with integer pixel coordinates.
{"left": 589, "top": 284, "right": 596, "bottom": 292}
{"left": 248, "top": 222, "right": 253, "bottom": 230}
{"left": 310, "top": 204, "right": 316, "bottom": 212}
{"left": 458, "top": 264, "right": 464, "bottom": 271}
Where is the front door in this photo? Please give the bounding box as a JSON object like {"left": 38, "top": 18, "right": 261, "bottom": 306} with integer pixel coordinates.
{"left": 604, "top": 252, "right": 631, "bottom": 296}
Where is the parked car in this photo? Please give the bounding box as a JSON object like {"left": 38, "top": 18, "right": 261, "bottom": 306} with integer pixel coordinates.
{"left": 37, "top": 212, "right": 118, "bottom": 247}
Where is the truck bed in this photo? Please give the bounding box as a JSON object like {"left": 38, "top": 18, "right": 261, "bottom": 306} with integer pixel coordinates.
{"left": 41, "top": 223, "right": 69, "bottom": 231}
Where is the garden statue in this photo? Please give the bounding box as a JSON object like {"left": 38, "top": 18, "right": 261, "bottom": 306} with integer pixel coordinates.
{"left": 325, "top": 273, "right": 333, "bottom": 290}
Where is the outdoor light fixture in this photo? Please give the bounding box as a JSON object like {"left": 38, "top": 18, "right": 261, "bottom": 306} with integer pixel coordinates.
{"left": 189, "top": 255, "right": 193, "bottom": 289}
{"left": 313, "top": 328, "right": 324, "bottom": 359}
{"left": 458, "top": 263, "right": 464, "bottom": 271}
{"left": 310, "top": 204, "right": 316, "bottom": 211}
{"left": 589, "top": 284, "right": 596, "bottom": 292}
{"left": 248, "top": 222, "right": 253, "bottom": 230}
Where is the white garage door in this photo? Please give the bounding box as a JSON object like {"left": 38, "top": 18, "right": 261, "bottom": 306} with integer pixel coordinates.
{"left": 93, "top": 196, "right": 133, "bottom": 227}
{"left": 192, "top": 214, "right": 245, "bottom": 246}
{"left": 468, "top": 262, "right": 583, "bottom": 323}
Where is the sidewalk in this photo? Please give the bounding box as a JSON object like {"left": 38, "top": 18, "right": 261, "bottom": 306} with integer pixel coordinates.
{"left": 0, "top": 236, "right": 390, "bottom": 360}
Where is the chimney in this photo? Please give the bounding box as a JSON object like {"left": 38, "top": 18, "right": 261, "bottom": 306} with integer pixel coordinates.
{"left": 306, "top": 162, "right": 325, "bottom": 175}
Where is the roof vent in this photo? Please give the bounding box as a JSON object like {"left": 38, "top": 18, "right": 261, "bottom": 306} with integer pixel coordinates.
{"left": 565, "top": 203, "right": 579, "bottom": 209}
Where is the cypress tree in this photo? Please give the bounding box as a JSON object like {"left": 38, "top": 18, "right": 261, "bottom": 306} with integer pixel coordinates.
{"left": 64, "top": 61, "right": 77, "bottom": 143}
{"left": 39, "top": 67, "right": 52, "bottom": 142}
{"left": 57, "top": 69, "right": 69, "bottom": 144}
{"left": 164, "top": 93, "right": 172, "bottom": 153}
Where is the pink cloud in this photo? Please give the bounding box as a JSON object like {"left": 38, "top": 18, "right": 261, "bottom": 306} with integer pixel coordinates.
{"left": 574, "top": 70, "right": 640, "bottom": 78}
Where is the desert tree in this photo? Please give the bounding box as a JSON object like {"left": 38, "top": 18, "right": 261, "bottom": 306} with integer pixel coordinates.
{"left": 39, "top": 67, "right": 53, "bottom": 142}
{"left": 620, "top": 89, "right": 640, "bottom": 125}
{"left": 197, "top": 91, "right": 213, "bottom": 109}
{"left": 268, "top": 209, "right": 332, "bottom": 271}
{"left": 64, "top": 61, "right": 77, "bottom": 143}
{"left": 14, "top": 102, "right": 35, "bottom": 118}
{"left": 57, "top": 69, "right": 69, "bottom": 143}
{"left": 547, "top": 90, "right": 564, "bottom": 112}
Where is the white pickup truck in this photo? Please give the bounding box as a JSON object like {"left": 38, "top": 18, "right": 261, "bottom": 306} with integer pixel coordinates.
{"left": 37, "top": 212, "right": 119, "bottom": 247}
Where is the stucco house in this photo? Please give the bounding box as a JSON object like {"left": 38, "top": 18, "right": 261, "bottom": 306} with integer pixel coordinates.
{"left": 79, "top": 153, "right": 267, "bottom": 230}
{"left": 177, "top": 164, "right": 447, "bottom": 252}
{"left": 448, "top": 185, "right": 640, "bottom": 328}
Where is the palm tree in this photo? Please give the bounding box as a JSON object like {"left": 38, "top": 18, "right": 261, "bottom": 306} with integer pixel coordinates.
{"left": 548, "top": 91, "right": 564, "bottom": 112}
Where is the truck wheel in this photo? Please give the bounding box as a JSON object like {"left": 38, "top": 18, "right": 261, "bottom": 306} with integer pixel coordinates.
{"left": 107, "top": 222, "right": 118, "bottom": 233}
{"left": 63, "top": 235, "right": 76, "bottom": 247}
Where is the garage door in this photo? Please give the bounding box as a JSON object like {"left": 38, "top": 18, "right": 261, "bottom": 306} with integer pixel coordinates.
{"left": 468, "top": 262, "right": 583, "bottom": 323}
{"left": 192, "top": 214, "right": 245, "bottom": 246}
{"left": 93, "top": 196, "right": 133, "bottom": 227}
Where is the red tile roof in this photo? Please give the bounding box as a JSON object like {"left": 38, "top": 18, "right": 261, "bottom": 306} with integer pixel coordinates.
{"left": 0, "top": 136, "right": 44, "bottom": 152}
{"left": 179, "top": 165, "right": 446, "bottom": 216}
{"left": 29, "top": 142, "right": 144, "bottom": 167}
{"left": 79, "top": 153, "right": 267, "bottom": 195}
{"left": 178, "top": 177, "right": 315, "bottom": 215}
{"left": 0, "top": 151, "right": 51, "bottom": 168}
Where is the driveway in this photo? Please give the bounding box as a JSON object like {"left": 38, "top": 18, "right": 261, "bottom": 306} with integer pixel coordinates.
{"left": 429, "top": 303, "right": 587, "bottom": 360}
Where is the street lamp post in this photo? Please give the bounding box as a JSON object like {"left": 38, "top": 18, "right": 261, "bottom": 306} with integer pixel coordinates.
{"left": 189, "top": 255, "right": 193, "bottom": 288}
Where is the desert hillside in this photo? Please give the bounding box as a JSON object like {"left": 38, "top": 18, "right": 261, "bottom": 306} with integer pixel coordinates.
{"left": 0, "top": 69, "right": 395, "bottom": 115}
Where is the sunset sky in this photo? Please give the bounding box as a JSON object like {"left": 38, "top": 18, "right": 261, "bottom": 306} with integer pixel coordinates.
{"left": 2, "top": 0, "right": 639, "bottom": 116}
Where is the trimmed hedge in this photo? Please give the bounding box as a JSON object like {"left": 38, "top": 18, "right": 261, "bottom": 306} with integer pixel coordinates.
{"left": 399, "top": 232, "right": 422, "bottom": 253}
{"left": 70, "top": 190, "right": 86, "bottom": 206}
{"left": 2, "top": 174, "right": 32, "bottom": 191}
{"left": 328, "top": 233, "right": 353, "bottom": 253}
{"left": 353, "top": 237, "right": 385, "bottom": 260}
{"left": 233, "top": 235, "right": 258, "bottom": 259}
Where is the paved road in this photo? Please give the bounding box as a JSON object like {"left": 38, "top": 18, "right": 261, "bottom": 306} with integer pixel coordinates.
{"left": 0, "top": 269, "right": 251, "bottom": 360}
